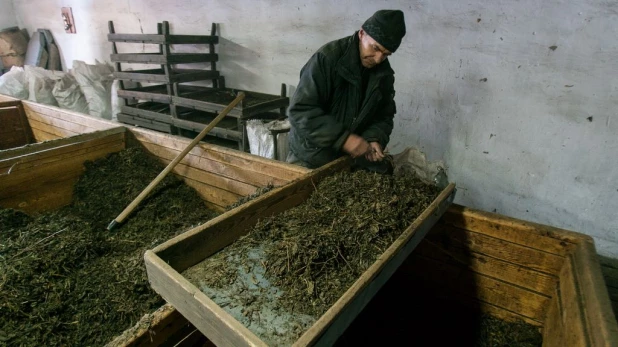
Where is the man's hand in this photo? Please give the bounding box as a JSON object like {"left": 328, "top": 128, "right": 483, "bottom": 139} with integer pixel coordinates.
{"left": 365, "top": 142, "right": 385, "bottom": 162}
{"left": 342, "top": 134, "right": 370, "bottom": 158}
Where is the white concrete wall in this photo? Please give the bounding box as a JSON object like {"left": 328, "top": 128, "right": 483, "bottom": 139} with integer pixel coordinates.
{"left": 0, "top": 0, "right": 17, "bottom": 29}
{"left": 12, "top": 0, "right": 618, "bottom": 257}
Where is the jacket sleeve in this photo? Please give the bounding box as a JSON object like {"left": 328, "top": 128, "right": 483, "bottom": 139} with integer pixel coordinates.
{"left": 360, "top": 74, "right": 396, "bottom": 149}
{"left": 287, "top": 52, "right": 350, "bottom": 151}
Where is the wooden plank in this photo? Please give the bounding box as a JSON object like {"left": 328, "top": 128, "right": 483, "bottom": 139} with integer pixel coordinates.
{"left": 114, "top": 69, "right": 220, "bottom": 83}
{"left": 144, "top": 252, "right": 267, "bottom": 347}
{"left": 26, "top": 109, "right": 102, "bottom": 135}
{"left": 129, "top": 127, "right": 309, "bottom": 176}
{"left": 0, "top": 127, "right": 125, "bottom": 161}
{"left": 428, "top": 224, "right": 565, "bottom": 275}
{"left": 182, "top": 177, "right": 243, "bottom": 209}
{"left": 171, "top": 118, "right": 243, "bottom": 141}
{"left": 443, "top": 205, "right": 583, "bottom": 254}
{"left": 401, "top": 254, "right": 550, "bottom": 322}
{"left": 30, "top": 127, "right": 63, "bottom": 142}
{"left": 571, "top": 241, "right": 618, "bottom": 346}
{"left": 110, "top": 53, "right": 218, "bottom": 64}
{"left": 0, "top": 176, "right": 75, "bottom": 213}
{"left": 415, "top": 237, "right": 558, "bottom": 296}
{"left": 132, "top": 129, "right": 308, "bottom": 182}
{"left": 107, "top": 33, "right": 218, "bottom": 45}
{"left": 0, "top": 105, "right": 32, "bottom": 149}
{"left": 558, "top": 255, "right": 590, "bottom": 346}
{"left": 0, "top": 142, "right": 125, "bottom": 194}
{"left": 173, "top": 162, "right": 259, "bottom": 197}
{"left": 117, "top": 113, "right": 172, "bottom": 133}
{"left": 543, "top": 291, "right": 566, "bottom": 347}
{"left": 138, "top": 141, "right": 289, "bottom": 188}
{"left": 106, "top": 304, "right": 197, "bottom": 347}
{"left": 22, "top": 101, "right": 119, "bottom": 130}
{"left": 27, "top": 118, "right": 78, "bottom": 139}
{"left": 0, "top": 134, "right": 125, "bottom": 173}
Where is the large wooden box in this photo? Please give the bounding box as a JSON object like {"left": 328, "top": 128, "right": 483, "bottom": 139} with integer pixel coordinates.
{"left": 143, "top": 158, "right": 457, "bottom": 346}
{"left": 122, "top": 204, "right": 618, "bottom": 347}
{"left": 0, "top": 99, "right": 309, "bottom": 345}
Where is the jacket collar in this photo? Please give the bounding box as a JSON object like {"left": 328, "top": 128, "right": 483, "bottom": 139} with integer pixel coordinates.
{"left": 336, "top": 31, "right": 394, "bottom": 87}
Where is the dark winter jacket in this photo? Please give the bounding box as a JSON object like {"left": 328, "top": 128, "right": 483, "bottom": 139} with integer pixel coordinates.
{"left": 287, "top": 31, "right": 397, "bottom": 168}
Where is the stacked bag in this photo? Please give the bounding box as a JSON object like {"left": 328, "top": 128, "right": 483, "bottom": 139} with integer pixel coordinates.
{"left": 0, "top": 60, "right": 115, "bottom": 120}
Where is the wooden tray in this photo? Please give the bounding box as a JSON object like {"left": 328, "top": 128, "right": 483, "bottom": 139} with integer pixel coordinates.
{"left": 144, "top": 158, "right": 457, "bottom": 346}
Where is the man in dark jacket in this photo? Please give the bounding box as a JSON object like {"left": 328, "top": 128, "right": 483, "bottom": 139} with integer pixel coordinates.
{"left": 286, "top": 10, "right": 406, "bottom": 169}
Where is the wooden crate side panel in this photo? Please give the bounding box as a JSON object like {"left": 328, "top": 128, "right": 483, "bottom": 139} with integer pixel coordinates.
{"left": 144, "top": 251, "right": 266, "bottom": 347}
{"left": 401, "top": 254, "right": 550, "bottom": 323}
{"left": 0, "top": 104, "right": 33, "bottom": 149}
{"left": 443, "top": 205, "right": 581, "bottom": 255}
{"left": 174, "top": 162, "right": 259, "bottom": 197}
{"left": 0, "top": 178, "right": 75, "bottom": 213}
{"left": 138, "top": 140, "right": 289, "bottom": 189}
{"left": 0, "top": 131, "right": 125, "bottom": 172}
{"left": 152, "top": 157, "right": 350, "bottom": 272}
{"left": 415, "top": 237, "right": 558, "bottom": 296}
{"left": 542, "top": 291, "right": 566, "bottom": 347}
{"left": 26, "top": 108, "right": 98, "bottom": 135}
{"left": 182, "top": 176, "right": 243, "bottom": 210}
{"left": 557, "top": 255, "right": 590, "bottom": 346}
{"left": 130, "top": 128, "right": 308, "bottom": 182}
{"left": 428, "top": 224, "right": 565, "bottom": 275}
{"left": 572, "top": 242, "right": 618, "bottom": 346}
{"left": 0, "top": 94, "right": 19, "bottom": 102}
{"left": 23, "top": 101, "right": 119, "bottom": 131}
{"left": 27, "top": 117, "right": 76, "bottom": 141}
{"left": 0, "top": 135, "right": 126, "bottom": 213}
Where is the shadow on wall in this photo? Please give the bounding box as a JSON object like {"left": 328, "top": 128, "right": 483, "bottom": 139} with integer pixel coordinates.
{"left": 218, "top": 37, "right": 261, "bottom": 90}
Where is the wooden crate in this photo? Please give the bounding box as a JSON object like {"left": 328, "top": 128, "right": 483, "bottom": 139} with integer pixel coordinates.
{"left": 0, "top": 100, "right": 33, "bottom": 149}
{"left": 117, "top": 203, "right": 618, "bottom": 347}
{"left": 0, "top": 98, "right": 309, "bottom": 214}
{"left": 142, "top": 158, "right": 457, "bottom": 346}
{"left": 0, "top": 99, "right": 310, "bottom": 346}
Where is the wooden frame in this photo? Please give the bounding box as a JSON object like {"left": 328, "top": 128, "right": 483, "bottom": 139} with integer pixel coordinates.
{"left": 143, "top": 157, "right": 457, "bottom": 346}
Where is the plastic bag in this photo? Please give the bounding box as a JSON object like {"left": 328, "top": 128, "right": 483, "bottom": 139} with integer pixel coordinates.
{"left": 25, "top": 65, "right": 64, "bottom": 106}
{"left": 52, "top": 73, "right": 89, "bottom": 114}
{"left": 246, "top": 118, "right": 290, "bottom": 160}
{"left": 72, "top": 60, "right": 114, "bottom": 119}
{"left": 0, "top": 66, "right": 28, "bottom": 99}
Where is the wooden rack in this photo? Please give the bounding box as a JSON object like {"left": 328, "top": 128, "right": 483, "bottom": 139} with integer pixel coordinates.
{"left": 108, "top": 21, "right": 289, "bottom": 151}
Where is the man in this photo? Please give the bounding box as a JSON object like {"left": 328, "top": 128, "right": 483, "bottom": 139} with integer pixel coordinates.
{"left": 286, "top": 9, "right": 406, "bottom": 169}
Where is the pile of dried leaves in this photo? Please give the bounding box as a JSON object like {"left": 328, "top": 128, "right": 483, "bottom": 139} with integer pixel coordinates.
{"left": 192, "top": 169, "right": 440, "bottom": 317}
{"left": 0, "top": 147, "right": 218, "bottom": 346}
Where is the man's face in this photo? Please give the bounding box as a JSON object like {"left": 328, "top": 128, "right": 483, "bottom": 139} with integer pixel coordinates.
{"left": 358, "top": 29, "right": 392, "bottom": 68}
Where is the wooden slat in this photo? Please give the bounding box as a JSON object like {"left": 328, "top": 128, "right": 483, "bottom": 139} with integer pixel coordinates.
{"left": 110, "top": 53, "right": 218, "bottom": 64}
{"left": 107, "top": 33, "right": 218, "bottom": 45}
{"left": 27, "top": 118, "right": 78, "bottom": 139}
{"left": 0, "top": 141, "right": 125, "bottom": 193}
{"left": 0, "top": 177, "right": 75, "bottom": 213}
{"left": 0, "top": 127, "right": 125, "bottom": 161}
{"left": 144, "top": 252, "right": 267, "bottom": 347}
{"left": 106, "top": 304, "right": 196, "bottom": 347}
{"left": 131, "top": 129, "right": 308, "bottom": 182}
{"left": 22, "top": 101, "right": 119, "bottom": 130}
{"left": 139, "top": 140, "right": 289, "bottom": 188}
{"left": 443, "top": 205, "right": 583, "bottom": 254}
{"left": 558, "top": 256, "right": 590, "bottom": 346}
{"left": 182, "top": 177, "right": 243, "bottom": 209}
{"left": 571, "top": 241, "right": 618, "bottom": 346}
{"left": 415, "top": 237, "right": 558, "bottom": 296}
{"left": 173, "top": 162, "right": 259, "bottom": 197}
{"left": 428, "top": 224, "right": 565, "bottom": 275}
{"left": 543, "top": 290, "right": 566, "bottom": 347}
{"left": 26, "top": 109, "right": 107, "bottom": 135}
{"left": 401, "top": 254, "right": 550, "bottom": 322}
{"left": 30, "top": 127, "right": 63, "bottom": 142}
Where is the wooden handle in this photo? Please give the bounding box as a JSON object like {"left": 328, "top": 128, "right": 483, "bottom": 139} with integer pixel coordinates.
{"left": 108, "top": 92, "right": 245, "bottom": 230}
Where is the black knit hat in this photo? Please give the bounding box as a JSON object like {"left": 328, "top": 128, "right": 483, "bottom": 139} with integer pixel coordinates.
{"left": 361, "top": 9, "right": 406, "bottom": 53}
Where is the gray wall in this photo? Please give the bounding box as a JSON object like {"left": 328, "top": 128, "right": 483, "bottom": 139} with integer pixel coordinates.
{"left": 0, "top": 0, "right": 17, "bottom": 29}
{"left": 13, "top": 0, "right": 618, "bottom": 257}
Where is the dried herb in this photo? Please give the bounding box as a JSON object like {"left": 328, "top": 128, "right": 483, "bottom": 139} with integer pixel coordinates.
{"left": 0, "top": 147, "right": 218, "bottom": 346}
